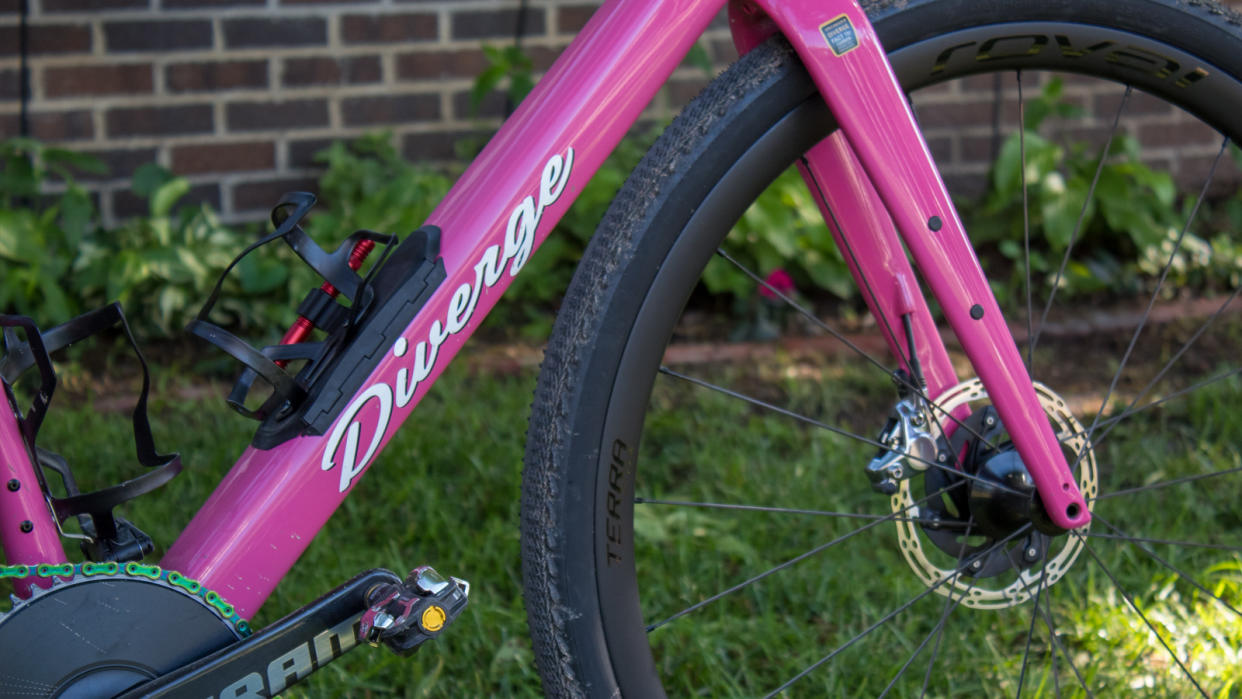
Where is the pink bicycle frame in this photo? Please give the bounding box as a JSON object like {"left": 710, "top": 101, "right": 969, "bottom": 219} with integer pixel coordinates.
{"left": 2, "top": 0, "right": 1089, "bottom": 619}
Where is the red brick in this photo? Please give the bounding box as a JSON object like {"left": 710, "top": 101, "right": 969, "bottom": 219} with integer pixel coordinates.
{"left": 926, "top": 135, "right": 953, "bottom": 162}
{"left": 1180, "top": 152, "right": 1241, "bottom": 196}
{"left": 223, "top": 17, "right": 326, "bottom": 48}
{"left": 452, "top": 89, "right": 504, "bottom": 120}
{"left": 943, "top": 173, "right": 988, "bottom": 200}
{"left": 961, "top": 134, "right": 1003, "bottom": 162}
{"left": 451, "top": 9, "right": 544, "bottom": 40}
{"left": 1093, "top": 89, "right": 1175, "bottom": 119}
{"left": 74, "top": 147, "right": 158, "bottom": 182}
{"left": 163, "top": 0, "right": 263, "bottom": 6}
{"left": 288, "top": 137, "right": 334, "bottom": 169}
{"left": 1139, "top": 119, "right": 1221, "bottom": 149}
{"left": 282, "top": 56, "right": 381, "bottom": 87}
{"left": 232, "top": 177, "right": 318, "bottom": 212}
{"left": 667, "top": 78, "right": 709, "bottom": 107}
{"left": 44, "top": 64, "right": 153, "bottom": 98}
{"left": 961, "top": 73, "right": 1004, "bottom": 93}
{"left": 556, "top": 5, "right": 597, "bottom": 34}
{"left": 403, "top": 129, "right": 484, "bottom": 162}
{"left": 172, "top": 141, "right": 275, "bottom": 174}
{"left": 30, "top": 110, "right": 95, "bottom": 141}
{"left": 915, "top": 101, "right": 1006, "bottom": 130}
{"left": 0, "top": 69, "right": 18, "bottom": 102}
{"left": 43, "top": 0, "right": 148, "bottom": 11}
{"left": 106, "top": 104, "right": 214, "bottom": 137}
{"left": 166, "top": 60, "right": 268, "bottom": 92}
{"left": 342, "top": 94, "right": 440, "bottom": 127}
{"left": 0, "top": 24, "right": 92, "bottom": 56}
{"left": 105, "top": 20, "right": 213, "bottom": 52}
{"left": 226, "top": 99, "right": 329, "bottom": 131}
{"left": 526, "top": 46, "right": 562, "bottom": 72}
{"left": 396, "top": 49, "right": 488, "bottom": 81}
{"left": 341, "top": 13, "right": 437, "bottom": 44}
{"left": 708, "top": 38, "right": 738, "bottom": 64}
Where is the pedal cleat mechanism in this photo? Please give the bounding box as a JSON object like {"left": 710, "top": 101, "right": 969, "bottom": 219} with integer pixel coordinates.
{"left": 359, "top": 565, "right": 469, "bottom": 656}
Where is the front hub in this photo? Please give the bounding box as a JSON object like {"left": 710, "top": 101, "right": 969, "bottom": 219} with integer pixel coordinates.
{"left": 889, "top": 379, "right": 1097, "bottom": 609}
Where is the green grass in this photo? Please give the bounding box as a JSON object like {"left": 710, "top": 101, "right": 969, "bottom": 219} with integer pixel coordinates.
{"left": 28, "top": 362, "right": 544, "bottom": 697}
{"left": 8, "top": 340, "right": 1242, "bottom": 697}
{"left": 630, "top": 354, "right": 1242, "bottom": 697}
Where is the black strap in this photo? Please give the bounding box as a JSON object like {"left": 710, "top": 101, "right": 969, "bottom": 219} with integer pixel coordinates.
{"left": 297, "top": 288, "right": 351, "bottom": 335}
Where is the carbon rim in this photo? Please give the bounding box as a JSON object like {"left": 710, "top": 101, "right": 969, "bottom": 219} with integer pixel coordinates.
{"left": 593, "top": 18, "right": 1242, "bottom": 698}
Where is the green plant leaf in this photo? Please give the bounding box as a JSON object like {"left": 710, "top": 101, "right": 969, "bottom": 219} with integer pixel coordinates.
{"left": 132, "top": 163, "right": 173, "bottom": 200}
{"left": 150, "top": 177, "right": 191, "bottom": 219}
{"left": 0, "top": 209, "right": 26, "bottom": 259}
{"left": 44, "top": 147, "right": 107, "bottom": 178}
{"left": 685, "top": 42, "right": 714, "bottom": 76}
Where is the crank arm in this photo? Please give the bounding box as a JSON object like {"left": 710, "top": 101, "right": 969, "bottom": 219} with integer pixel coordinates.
{"left": 119, "top": 569, "right": 400, "bottom": 698}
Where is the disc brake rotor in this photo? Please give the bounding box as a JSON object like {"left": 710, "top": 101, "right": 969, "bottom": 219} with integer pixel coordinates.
{"left": 0, "top": 564, "right": 248, "bottom": 698}
{"left": 892, "top": 379, "right": 1098, "bottom": 609}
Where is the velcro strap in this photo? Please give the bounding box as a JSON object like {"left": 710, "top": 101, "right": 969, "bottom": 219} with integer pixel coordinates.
{"left": 296, "top": 288, "right": 351, "bottom": 335}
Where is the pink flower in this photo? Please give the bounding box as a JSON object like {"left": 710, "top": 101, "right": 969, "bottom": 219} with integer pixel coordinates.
{"left": 758, "top": 268, "right": 795, "bottom": 300}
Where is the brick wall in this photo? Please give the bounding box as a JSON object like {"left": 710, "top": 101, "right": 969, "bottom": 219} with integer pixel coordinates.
{"left": 0, "top": 1, "right": 1238, "bottom": 224}
{"left": 0, "top": 0, "right": 735, "bottom": 223}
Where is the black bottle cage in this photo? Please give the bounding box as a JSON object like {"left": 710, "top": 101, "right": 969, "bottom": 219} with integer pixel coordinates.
{"left": 0, "top": 304, "right": 181, "bottom": 546}
{"left": 187, "top": 192, "right": 396, "bottom": 421}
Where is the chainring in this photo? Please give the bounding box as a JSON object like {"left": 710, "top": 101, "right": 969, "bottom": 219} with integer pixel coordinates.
{"left": 0, "top": 564, "right": 250, "bottom": 698}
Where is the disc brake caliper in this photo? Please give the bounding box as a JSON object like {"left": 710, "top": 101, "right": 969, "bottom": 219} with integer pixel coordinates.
{"left": 865, "top": 371, "right": 939, "bottom": 494}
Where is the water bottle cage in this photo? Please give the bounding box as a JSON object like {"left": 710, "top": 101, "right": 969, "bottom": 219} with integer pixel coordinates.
{"left": 0, "top": 305, "right": 180, "bottom": 562}
{"left": 188, "top": 192, "right": 397, "bottom": 422}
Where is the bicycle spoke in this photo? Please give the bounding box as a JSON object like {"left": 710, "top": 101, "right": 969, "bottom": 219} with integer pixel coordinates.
{"left": 917, "top": 522, "right": 977, "bottom": 699}
{"left": 1091, "top": 463, "right": 1242, "bottom": 502}
{"left": 786, "top": 165, "right": 919, "bottom": 384}
{"left": 1082, "top": 531, "right": 1242, "bottom": 553}
{"left": 1037, "top": 587, "right": 1088, "bottom": 698}
{"left": 876, "top": 521, "right": 978, "bottom": 699}
{"left": 1016, "top": 563, "right": 1051, "bottom": 698}
{"left": 718, "top": 245, "right": 989, "bottom": 454}
{"left": 1081, "top": 137, "right": 1230, "bottom": 446}
{"left": 1091, "top": 512, "right": 1242, "bottom": 621}
{"left": 1032, "top": 85, "right": 1133, "bottom": 357}
{"left": 1077, "top": 290, "right": 1241, "bottom": 455}
{"left": 716, "top": 246, "right": 893, "bottom": 377}
{"left": 633, "top": 497, "right": 970, "bottom": 528}
{"left": 660, "top": 365, "right": 1026, "bottom": 497}
{"left": 644, "top": 483, "right": 967, "bottom": 633}
{"left": 876, "top": 568, "right": 974, "bottom": 699}
{"left": 1073, "top": 532, "right": 1209, "bottom": 698}
{"left": 763, "top": 525, "right": 1032, "bottom": 698}
{"left": 778, "top": 164, "right": 1003, "bottom": 456}
{"left": 1086, "top": 366, "right": 1242, "bottom": 446}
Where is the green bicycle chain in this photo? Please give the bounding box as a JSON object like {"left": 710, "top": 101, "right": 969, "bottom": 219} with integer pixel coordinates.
{"left": 0, "top": 562, "right": 253, "bottom": 637}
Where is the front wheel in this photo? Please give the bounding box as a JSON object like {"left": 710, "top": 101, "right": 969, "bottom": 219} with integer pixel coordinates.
{"left": 523, "top": 0, "right": 1242, "bottom": 695}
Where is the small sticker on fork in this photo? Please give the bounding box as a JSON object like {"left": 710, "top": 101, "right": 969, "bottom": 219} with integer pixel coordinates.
{"left": 820, "top": 15, "right": 859, "bottom": 56}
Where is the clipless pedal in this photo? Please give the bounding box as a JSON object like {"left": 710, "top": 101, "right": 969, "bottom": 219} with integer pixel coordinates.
{"left": 359, "top": 565, "right": 470, "bottom": 656}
